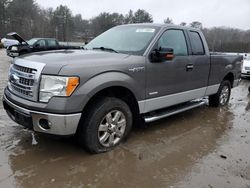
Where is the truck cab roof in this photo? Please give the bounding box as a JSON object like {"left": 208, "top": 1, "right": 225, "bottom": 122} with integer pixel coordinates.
{"left": 119, "top": 23, "right": 201, "bottom": 31}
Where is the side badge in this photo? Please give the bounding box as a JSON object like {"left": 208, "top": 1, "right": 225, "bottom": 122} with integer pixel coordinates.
{"left": 128, "top": 67, "right": 145, "bottom": 72}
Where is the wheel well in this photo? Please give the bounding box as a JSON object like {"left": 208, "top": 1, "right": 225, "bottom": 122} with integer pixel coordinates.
{"left": 82, "top": 86, "right": 140, "bottom": 123}
{"left": 223, "top": 73, "right": 234, "bottom": 88}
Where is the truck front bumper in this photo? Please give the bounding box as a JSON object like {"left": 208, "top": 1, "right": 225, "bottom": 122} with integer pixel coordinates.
{"left": 241, "top": 73, "right": 250, "bottom": 77}
{"left": 2, "top": 94, "right": 82, "bottom": 136}
{"left": 6, "top": 50, "right": 19, "bottom": 57}
{"left": 241, "top": 69, "right": 250, "bottom": 77}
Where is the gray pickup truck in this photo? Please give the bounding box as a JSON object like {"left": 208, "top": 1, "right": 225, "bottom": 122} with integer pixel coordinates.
{"left": 2, "top": 24, "right": 242, "bottom": 153}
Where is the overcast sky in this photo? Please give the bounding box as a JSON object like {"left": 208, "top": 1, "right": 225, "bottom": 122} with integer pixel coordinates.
{"left": 36, "top": 0, "right": 250, "bottom": 30}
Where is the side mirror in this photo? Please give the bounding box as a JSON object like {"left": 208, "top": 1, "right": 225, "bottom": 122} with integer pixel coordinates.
{"left": 150, "top": 48, "right": 174, "bottom": 62}
{"left": 35, "top": 43, "right": 40, "bottom": 48}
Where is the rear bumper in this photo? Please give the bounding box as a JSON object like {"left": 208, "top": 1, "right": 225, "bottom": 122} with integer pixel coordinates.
{"left": 2, "top": 94, "right": 82, "bottom": 136}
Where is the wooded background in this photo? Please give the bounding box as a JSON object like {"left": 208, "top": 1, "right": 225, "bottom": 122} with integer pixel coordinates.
{"left": 1, "top": 0, "right": 250, "bottom": 52}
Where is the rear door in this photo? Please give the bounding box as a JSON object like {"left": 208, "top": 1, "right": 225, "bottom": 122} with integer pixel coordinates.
{"left": 186, "top": 30, "right": 210, "bottom": 90}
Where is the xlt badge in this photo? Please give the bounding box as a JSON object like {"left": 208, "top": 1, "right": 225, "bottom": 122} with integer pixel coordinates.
{"left": 128, "top": 67, "right": 145, "bottom": 72}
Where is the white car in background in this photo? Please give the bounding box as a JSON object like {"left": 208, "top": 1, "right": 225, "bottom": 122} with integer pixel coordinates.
{"left": 1, "top": 38, "right": 19, "bottom": 48}
{"left": 242, "top": 55, "right": 250, "bottom": 78}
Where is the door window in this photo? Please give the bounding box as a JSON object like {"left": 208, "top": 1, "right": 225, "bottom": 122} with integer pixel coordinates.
{"left": 158, "top": 29, "right": 188, "bottom": 56}
{"left": 47, "top": 39, "right": 57, "bottom": 47}
{"left": 36, "top": 40, "right": 46, "bottom": 47}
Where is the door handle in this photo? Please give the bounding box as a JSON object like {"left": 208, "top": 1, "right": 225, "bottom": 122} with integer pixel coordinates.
{"left": 186, "top": 64, "right": 194, "bottom": 71}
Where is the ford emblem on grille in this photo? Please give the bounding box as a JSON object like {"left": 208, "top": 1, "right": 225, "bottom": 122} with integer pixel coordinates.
{"left": 9, "top": 73, "right": 20, "bottom": 84}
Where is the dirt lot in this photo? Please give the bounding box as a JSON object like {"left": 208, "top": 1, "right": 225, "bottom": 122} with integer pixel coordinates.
{"left": 0, "top": 49, "right": 250, "bottom": 188}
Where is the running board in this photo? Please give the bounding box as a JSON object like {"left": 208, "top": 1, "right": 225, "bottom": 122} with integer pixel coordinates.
{"left": 144, "top": 100, "right": 206, "bottom": 123}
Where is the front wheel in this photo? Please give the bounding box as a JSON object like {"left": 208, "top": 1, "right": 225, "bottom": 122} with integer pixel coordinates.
{"left": 78, "top": 97, "right": 133, "bottom": 153}
{"left": 209, "top": 80, "right": 231, "bottom": 107}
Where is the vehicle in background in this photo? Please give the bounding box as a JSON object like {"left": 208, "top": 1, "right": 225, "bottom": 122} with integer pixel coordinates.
{"left": 1, "top": 37, "right": 19, "bottom": 48}
{"left": 0, "top": 38, "right": 3, "bottom": 48}
{"left": 6, "top": 32, "right": 82, "bottom": 57}
{"left": 2, "top": 24, "right": 242, "bottom": 153}
{"left": 241, "top": 55, "right": 250, "bottom": 78}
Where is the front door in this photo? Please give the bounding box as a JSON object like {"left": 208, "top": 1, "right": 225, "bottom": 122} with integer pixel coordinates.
{"left": 144, "top": 29, "right": 207, "bottom": 113}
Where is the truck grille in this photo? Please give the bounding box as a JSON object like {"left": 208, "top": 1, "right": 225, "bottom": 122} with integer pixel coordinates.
{"left": 9, "top": 65, "right": 37, "bottom": 98}
{"left": 19, "top": 77, "right": 34, "bottom": 86}
{"left": 245, "top": 66, "right": 250, "bottom": 70}
{"left": 13, "top": 64, "right": 36, "bottom": 74}
{"left": 8, "top": 59, "right": 45, "bottom": 101}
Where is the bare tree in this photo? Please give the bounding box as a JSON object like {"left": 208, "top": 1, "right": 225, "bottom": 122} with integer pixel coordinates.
{"left": 124, "top": 10, "right": 134, "bottom": 24}
{"left": 190, "top": 21, "right": 203, "bottom": 29}
{"left": 90, "top": 12, "right": 124, "bottom": 37}
{"left": 0, "top": 0, "right": 10, "bottom": 37}
{"left": 164, "top": 17, "right": 173, "bottom": 24}
{"left": 179, "top": 22, "right": 187, "bottom": 26}
{"left": 132, "top": 9, "right": 153, "bottom": 23}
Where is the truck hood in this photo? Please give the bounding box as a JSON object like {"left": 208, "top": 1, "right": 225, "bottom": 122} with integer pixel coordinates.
{"left": 18, "top": 50, "right": 131, "bottom": 74}
{"left": 7, "top": 32, "right": 28, "bottom": 45}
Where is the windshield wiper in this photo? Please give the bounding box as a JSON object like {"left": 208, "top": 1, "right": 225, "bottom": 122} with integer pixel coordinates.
{"left": 92, "top": 47, "right": 118, "bottom": 53}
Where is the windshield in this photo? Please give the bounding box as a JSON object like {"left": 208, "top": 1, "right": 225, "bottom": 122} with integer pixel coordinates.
{"left": 27, "top": 39, "right": 38, "bottom": 45}
{"left": 85, "top": 25, "right": 160, "bottom": 55}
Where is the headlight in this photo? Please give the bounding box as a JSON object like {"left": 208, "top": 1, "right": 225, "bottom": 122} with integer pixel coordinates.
{"left": 39, "top": 75, "right": 79, "bottom": 102}
{"left": 11, "top": 46, "right": 18, "bottom": 51}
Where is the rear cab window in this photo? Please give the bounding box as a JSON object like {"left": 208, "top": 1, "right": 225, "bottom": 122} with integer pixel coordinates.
{"left": 189, "top": 31, "right": 205, "bottom": 55}
{"left": 47, "top": 39, "right": 57, "bottom": 47}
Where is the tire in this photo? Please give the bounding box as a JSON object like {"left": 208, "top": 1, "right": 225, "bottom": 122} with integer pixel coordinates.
{"left": 78, "top": 97, "right": 133, "bottom": 154}
{"left": 209, "top": 80, "right": 231, "bottom": 107}
{"left": 248, "top": 86, "right": 250, "bottom": 93}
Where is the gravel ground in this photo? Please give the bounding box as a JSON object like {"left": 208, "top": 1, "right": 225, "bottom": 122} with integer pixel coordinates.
{"left": 0, "top": 49, "right": 250, "bottom": 188}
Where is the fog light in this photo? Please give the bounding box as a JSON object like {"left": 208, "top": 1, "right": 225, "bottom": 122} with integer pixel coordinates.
{"left": 39, "top": 119, "right": 51, "bottom": 130}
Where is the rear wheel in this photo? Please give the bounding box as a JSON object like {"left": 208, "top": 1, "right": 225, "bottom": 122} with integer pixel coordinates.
{"left": 248, "top": 86, "right": 250, "bottom": 93}
{"left": 78, "top": 97, "right": 132, "bottom": 153}
{"left": 209, "top": 80, "right": 231, "bottom": 107}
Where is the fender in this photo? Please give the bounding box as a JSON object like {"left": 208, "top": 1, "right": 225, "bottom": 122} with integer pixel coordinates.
{"left": 222, "top": 56, "right": 242, "bottom": 82}
{"left": 209, "top": 55, "right": 242, "bottom": 89}
{"left": 74, "top": 71, "right": 144, "bottom": 109}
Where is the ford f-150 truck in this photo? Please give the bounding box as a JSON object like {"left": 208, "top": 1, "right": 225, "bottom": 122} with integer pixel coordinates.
{"left": 2, "top": 24, "right": 242, "bottom": 153}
